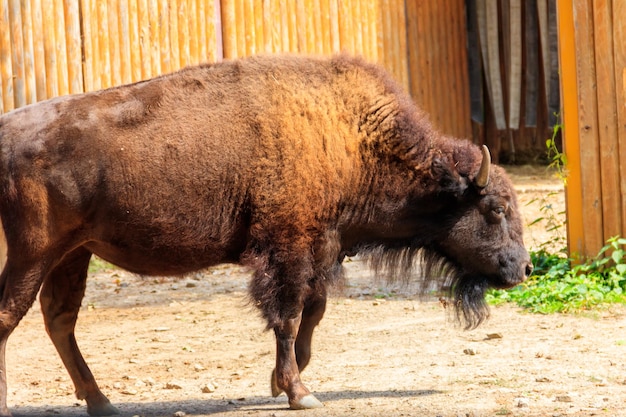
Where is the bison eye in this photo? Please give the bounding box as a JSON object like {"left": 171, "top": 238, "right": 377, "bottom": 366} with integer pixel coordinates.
{"left": 493, "top": 206, "right": 505, "bottom": 216}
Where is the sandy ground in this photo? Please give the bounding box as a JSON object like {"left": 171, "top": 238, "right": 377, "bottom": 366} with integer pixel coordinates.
{"left": 6, "top": 167, "right": 626, "bottom": 417}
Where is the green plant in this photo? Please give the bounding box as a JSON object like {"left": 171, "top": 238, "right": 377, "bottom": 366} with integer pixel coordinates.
{"left": 546, "top": 116, "right": 568, "bottom": 184}
{"left": 487, "top": 237, "right": 626, "bottom": 313}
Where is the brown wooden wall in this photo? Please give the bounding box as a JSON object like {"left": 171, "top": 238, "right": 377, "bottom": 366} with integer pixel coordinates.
{"left": 558, "top": 0, "right": 626, "bottom": 257}
{"left": 0, "top": 0, "right": 472, "bottom": 141}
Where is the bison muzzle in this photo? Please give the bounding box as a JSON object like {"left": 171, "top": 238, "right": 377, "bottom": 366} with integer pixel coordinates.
{"left": 0, "top": 54, "right": 531, "bottom": 415}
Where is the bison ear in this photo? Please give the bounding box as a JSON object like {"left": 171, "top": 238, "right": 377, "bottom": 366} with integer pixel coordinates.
{"left": 431, "top": 157, "right": 469, "bottom": 198}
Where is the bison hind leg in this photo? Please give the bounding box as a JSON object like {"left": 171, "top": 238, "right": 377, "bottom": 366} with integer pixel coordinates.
{"left": 39, "top": 247, "right": 119, "bottom": 416}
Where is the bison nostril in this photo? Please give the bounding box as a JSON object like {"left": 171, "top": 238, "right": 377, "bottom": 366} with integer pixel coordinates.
{"left": 524, "top": 263, "right": 533, "bottom": 277}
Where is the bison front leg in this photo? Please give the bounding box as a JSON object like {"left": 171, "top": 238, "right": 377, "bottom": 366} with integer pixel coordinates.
{"left": 271, "top": 288, "right": 327, "bottom": 398}
{"left": 39, "top": 247, "right": 118, "bottom": 416}
{"left": 272, "top": 312, "right": 323, "bottom": 409}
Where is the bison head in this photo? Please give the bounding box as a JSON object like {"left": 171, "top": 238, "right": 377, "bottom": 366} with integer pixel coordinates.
{"left": 429, "top": 145, "right": 532, "bottom": 327}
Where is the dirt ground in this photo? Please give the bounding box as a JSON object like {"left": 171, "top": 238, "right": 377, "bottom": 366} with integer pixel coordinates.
{"left": 6, "top": 166, "right": 626, "bottom": 417}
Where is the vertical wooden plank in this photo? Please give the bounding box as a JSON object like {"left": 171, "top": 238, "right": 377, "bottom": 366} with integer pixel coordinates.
{"left": 261, "top": 0, "right": 271, "bottom": 53}
{"left": 43, "top": 0, "right": 60, "bottom": 96}
{"left": 352, "top": 0, "right": 363, "bottom": 55}
{"left": 329, "top": 0, "right": 340, "bottom": 52}
{"left": 593, "top": 0, "right": 622, "bottom": 242}
{"left": 91, "top": 0, "right": 103, "bottom": 90}
{"left": 54, "top": 0, "right": 69, "bottom": 95}
{"left": 396, "top": 0, "right": 408, "bottom": 91}
{"left": 0, "top": 0, "right": 13, "bottom": 112}
{"left": 20, "top": 0, "right": 36, "bottom": 104}
{"left": 210, "top": 0, "right": 223, "bottom": 61}
{"left": 319, "top": 0, "right": 331, "bottom": 54}
{"left": 138, "top": 0, "right": 152, "bottom": 79}
{"left": 108, "top": 0, "right": 122, "bottom": 85}
{"left": 128, "top": 0, "right": 143, "bottom": 81}
{"left": 573, "top": 0, "right": 603, "bottom": 255}
{"left": 234, "top": 0, "right": 245, "bottom": 56}
{"left": 158, "top": 0, "right": 171, "bottom": 72}
{"left": 9, "top": 0, "right": 25, "bottom": 107}
{"left": 188, "top": 0, "right": 199, "bottom": 64}
{"left": 32, "top": 0, "right": 47, "bottom": 100}
{"left": 178, "top": 0, "right": 191, "bottom": 67}
{"left": 338, "top": 0, "right": 354, "bottom": 53}
{"left": 454, "top": 0, "right": 471, "bottom": 138}
{"left": 507, "top": 0, "right": 522, "bottom": 130}
{"left": 366, "top": 0, "right": 378, "bottom": 61}
{"left": 312, "top": 0, "right": 323, "bottom": 53}
{"left": 282, "top": 0, "right": 292, "bottom": 52}
{"left": 168, "top": 0, "right": 180, "bottom": 68}
{"left": 243, "top": 0, "right": 255, "bottom": 55}
{"left": 221, "top": 0, "right": 236, "bottom": 57}
{"left": 556, "top": 0, "right": 584, "bottom": 256}
{"left": 80, "top": 0, "right": 94, "bottom": 92}
{"left": 148, "top": 0, "right": 161, "bottom": 76}
{"left": 65, "top": 0, "right": 83, "bottom": 94}
{"left": 405, "top": 0, "right": 420, "bottom": 104}
{"left": 296, "top": 0, "right": 307, "bottom": 52}
{"left": 612, "top": 1, "right": 626, "bottom": 238}
{"left": 253, "top": 0, "right": 264, "bottom": 53}
{"left": 196, "top": 0, "right": 207, "bottom": 61}
{"left": 117, "top": 0, "right": 136, "bottom": 84}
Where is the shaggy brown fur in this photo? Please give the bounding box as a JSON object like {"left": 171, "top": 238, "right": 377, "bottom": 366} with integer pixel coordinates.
{"left": 0, "top": 54, "right": 531, "bottom": 415}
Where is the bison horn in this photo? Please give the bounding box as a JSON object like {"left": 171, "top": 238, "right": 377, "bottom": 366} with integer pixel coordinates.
{"left": 475, "top": 145, "right": 491, "bottom": 188}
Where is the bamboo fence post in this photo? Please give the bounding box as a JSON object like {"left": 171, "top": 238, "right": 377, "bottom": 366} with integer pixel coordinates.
{"left": 80, "top": 0, "right": 94, "bottom": 92}
{"left": 234, "top": 0, "right": 245, "bottom": 56}
{"left": 54, "top": 0, "right": 69, "bottom": 96}
{"left": 252, "top": 0, "right": 263, "bottom": 53}
{"left": 137, "top": 0, "right": 151, "bottom": 79}
{"left": 32, "top": 0, "right": 46, "bottom": 100}
{"left": 211, "top": 0, "right": 223, "bottom": 60}
{"left": 127, "top": 0, "right": 142, "bottom": 82}
{"left": 280, "top": 0, "right": 290, "bottom": 52}
{"left": 319, "top": 0, "right": 331, "bottom": 54}
{"left": 286, "top": 0, "right": 297, "bottom": 52}
{"left": 108, "top": 0, "right": 122, "bottom": 86}
{"left": 178, "top": 0, "right": 191, "bottom": 68}
{"left": 396, "top": 0, "right": 408, "bottom": 90}
{"left": 366, "top": 0, "right": 377, "bottom": 61}
{"left": 188, "top": 0, "right": 199, "bottom": 64}
{"left": 338, "top": 0, "right": 354, "bottom": 53}
{"left": 43, "top": 0, "right": 59, "bottom": 97}
{"left": 118, "top": 0, "right": 138, "bottom": 84}
{"left": 197, "top": 0, "right": 207, "bottom": 61}
{"left": 329, "top": 0, "right": 340, "bottom": 52}
{"left": 149, "top": 0, "right": 160, "bottom": 76}
{"left": 0, "top": 0, "right": 12, "bottom": 112}
{"left": 9, "top": 0, "right": 25, "bottom": 108}
{"left": 243, "top": 0, "right": 254, "bottom": 55}
{"left": 21, "top": 0, "right": 37, "bottom": 104}
{"left": 296, "top": 0, "right": 306, "bottom": 52}
{"left": 168, "top": 0, "right": 180, "bottom": 69}
{"left": 221, "top": 0, "right": 236, "bottom": 58}
{"left": 158, "top": 0, "right": 171, "bottom": 73}
{"left": 270, "top": 0, "right": 281, "bottom": 52}
{"left": 65, "top": 0, "right": 83, "bottom": 94}
{"left": 352, "top": 0, "right": 363, "bottom": 55}
{"left": 97, "top": 0, "right": 111, "bottom": 88}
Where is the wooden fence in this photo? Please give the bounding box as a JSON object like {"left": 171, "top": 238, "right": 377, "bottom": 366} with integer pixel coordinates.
{"left": 558, "top": 0, "right": 626, "bottom": 257}
{"left": 0, "top": 0, "right": 471, "bottom": 140}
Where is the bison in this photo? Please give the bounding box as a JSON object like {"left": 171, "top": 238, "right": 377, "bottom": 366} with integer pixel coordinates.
{"left": 0, "top": 54, "right": 531, "bottom": 416}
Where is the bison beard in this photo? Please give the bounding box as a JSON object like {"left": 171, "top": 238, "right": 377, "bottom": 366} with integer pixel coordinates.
{"left": 364, "top": 246, "right": 490, "bottom": 329}
{"left": 0, "top": 53, "right": 530, "bottom": 415}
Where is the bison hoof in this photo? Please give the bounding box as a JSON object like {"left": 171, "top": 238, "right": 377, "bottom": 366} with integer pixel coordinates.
{"left": 87, "top": 401, "right": 119, "bottom": 416}
{"left": 289, "top": 394, "right": 324, "bottom": 410}
{"left": 270, "top": 369, "right": 283, "bottom": 397}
